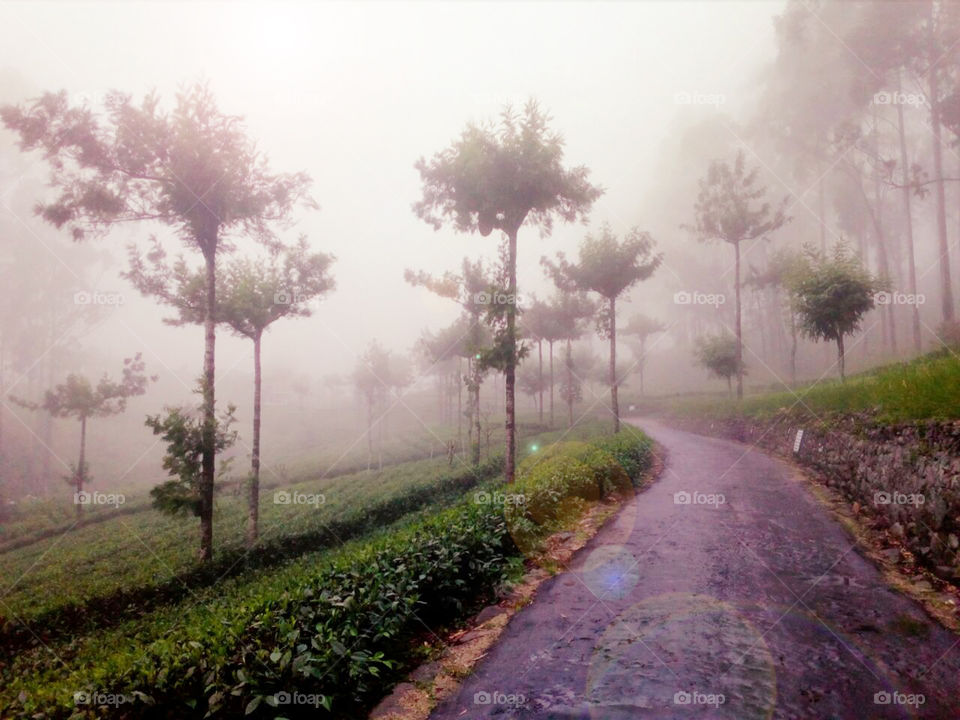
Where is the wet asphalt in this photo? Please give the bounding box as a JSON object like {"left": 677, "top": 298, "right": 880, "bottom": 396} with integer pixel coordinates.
{"left": 428, "top": 418, "right": 960, "bottom": 720}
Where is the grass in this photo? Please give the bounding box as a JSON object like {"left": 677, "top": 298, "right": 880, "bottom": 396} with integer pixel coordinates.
{"left": 642, "top": 350, "right": 960, "bottom": 425}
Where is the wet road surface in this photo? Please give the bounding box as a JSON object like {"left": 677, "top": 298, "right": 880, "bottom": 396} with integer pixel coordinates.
{"left": 428, "top": 418, "right": 960, "bottom": 720}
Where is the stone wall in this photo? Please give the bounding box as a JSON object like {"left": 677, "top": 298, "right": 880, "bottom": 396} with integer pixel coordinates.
{"left": 669, "top": 414, "right": 960, "bottom": 581}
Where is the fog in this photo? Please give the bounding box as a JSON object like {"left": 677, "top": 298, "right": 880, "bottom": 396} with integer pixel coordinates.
{"left": 1, "top": 0, "right": 954, "bottom": 499}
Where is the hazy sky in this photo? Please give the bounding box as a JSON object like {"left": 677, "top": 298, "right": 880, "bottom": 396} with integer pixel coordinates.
{"left": 0, "top": 1, "right": 784, "bottom": 392}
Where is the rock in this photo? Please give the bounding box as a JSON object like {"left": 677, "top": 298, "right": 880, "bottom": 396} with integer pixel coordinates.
{"left": 890, "top": 522, "right": 905, "bottom": 539}
{"left": 882, "top": 548, "right": 901, "bottom": 563}
{"left": 370, "top": 683, "right": 418, "bottom": 719}
{"left": 475, "top": 605, "right": 506, "bottom": 625}
{"left": 948, "top": 533, "right": 959, "bottom": 550}
{"left": 912, "top": 578, "right": 934, "bottom": 592}
{"left": 409, "top": 660, "right": 441, "bottom": 683}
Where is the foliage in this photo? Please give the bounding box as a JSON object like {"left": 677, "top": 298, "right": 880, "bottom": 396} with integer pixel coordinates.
{"left": 790, "top": 244, "right": 883, "bottom": 347}
{"left": 146, "top": 395, "right": 239, "bottom": 516}
{"left": 694, "top": 333, "right": 744, "bottom": 388}
{"left": 413, "top": 100, "right": 601, "bottom": 238}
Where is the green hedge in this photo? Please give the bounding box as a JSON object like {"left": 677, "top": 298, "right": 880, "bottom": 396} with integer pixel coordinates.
{"left": 3, "top": 430, "right": 654, "bottom": 719}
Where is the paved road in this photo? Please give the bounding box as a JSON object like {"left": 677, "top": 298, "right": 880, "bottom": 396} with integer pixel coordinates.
{"left": 429, "top": 418, "right": 960, "bottom": 720}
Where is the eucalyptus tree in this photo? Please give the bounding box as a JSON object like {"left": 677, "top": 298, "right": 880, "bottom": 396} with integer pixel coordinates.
{"left": 11, "top": 354, "right": 152, "bottom": 518}
{"left": 622, "top": 314, "right": 666, "bottom": 397}
{"left": 1, "top": 84, "right": 314, "bottom": 561}
{"left": 688, "top": 151, "right": 789, "bottom": 400}
{"left": 543, "top": 225, "right": 661, "bottom": 432}
{"left": 413, "top": 100, "right": 602, "bottom": 482}
{"left": 127, "top": 237, "right": 335, "bottom": 544}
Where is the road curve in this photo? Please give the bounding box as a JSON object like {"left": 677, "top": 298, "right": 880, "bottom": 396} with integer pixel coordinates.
{"left": 428, "top": 418, "right": 960, "bottom": 720}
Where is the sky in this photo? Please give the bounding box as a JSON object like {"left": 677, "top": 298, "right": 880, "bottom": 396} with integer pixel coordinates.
{"left": 0, "top": 0, "right": 785, "bottom": 392}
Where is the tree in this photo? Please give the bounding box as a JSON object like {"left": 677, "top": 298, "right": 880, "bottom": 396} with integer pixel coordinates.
{"left": 694, "top": 334, "right": 744, "bottom": 396}
{"left": 352, "top": 342, "right": 410, "bottom": 471}
{"left": 11, "top": 354, "right": 152, "bottom": 517}
{"left": 550, "top": 293, "right": 597, "bottom": 427}
{"left": 746, "top": 248, "right": 811, "bottom": 385}
{"left": 413, "top": 100, "right": 601, "bottom": 482}
{"left": 622, "top": 314, "right": 666, "bottom": 396}
{"left": 543, "top": 225, "right": 661, "bottom": 432}
{"left": 127, "top": 237, "right": 335, "bottom": 545}
{"left": 147, "top": 397, "right": 238, "bottom": 520}
{"left": 1, "top": 84, "right": 313, "bottom": 561}
{"left": 688, "top": 151, "right": 789, "bottom": 399}
{"left": 519, "top": 298, "right": 564, "bottom": 426}
{"left": 791, "top": 243, "right": 884, "bottom": 381}
{"left": 405, "top": 258, "right": 492, "bottom": 463}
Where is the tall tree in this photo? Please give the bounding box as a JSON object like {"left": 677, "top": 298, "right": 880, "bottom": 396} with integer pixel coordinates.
{"left": 11, "top": 354, "right": 152, "bottom": 518}
{"left": 127, "top": 237, "right": 335, "bottom": 545}
{"left": 1, "top": 84, "right": 313, "bottom": 561}
{"left": 543, "top": 225, "right": 661, "bottom": 432}
{"left": 688, "top": 151, "right": 789, "bottom": 399}
{"left": 413, "top": 100, "right": 601, "bottom": 482}
{"left": 622, "top": 314, "right": 666, "bottom": 396}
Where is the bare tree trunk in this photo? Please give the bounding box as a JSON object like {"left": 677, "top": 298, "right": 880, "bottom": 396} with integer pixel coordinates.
{"left": 837, "top": 333, "right": 846, "bottom": 382}
{"left": 929, "top": 11, "right": 955, "bottom": 323}
{"left": 639, "top": 337, "right": 646, "bottom": 397}
{"left": 789, "top": 307, "right": 798, "bottom": 385}
{"left": 474, "top": 380, "right": 481, "bottom": 465}
{"left": 548, "top": 340, "right": 555, "bottom": 427}
{"left": 247, "top": 332, "right": 262, "bottom": 547}
{"left": 872, "top": 104, "right": 897, "bottom": 356}
{"left": 734, "top": 240, "right": 743, "bottom": 399}
{"left": 199, "top": 248, "right": 217, "bottom": 563}
{"left": 566, "top": 339, "right": 574, "bottom": 428}
{"left": 456, "top": 357, "right": 462, "bottom": 455}
{"left": 537, "top": 340, "right": 543, "bottom": 424}
{"left": 75, "top": 415, "right": 86, "bottom": 519}
{"left": 504, "top": 228, "right": 517, "bottom": 483}
{"left": 897, "top": 69, "right": 922, "bottom": 355}
{"left": 609, "top": 296, "right": 620, "bottom": 433}
{"left": 366, "top": 397, "right": 373, "bottom": 470}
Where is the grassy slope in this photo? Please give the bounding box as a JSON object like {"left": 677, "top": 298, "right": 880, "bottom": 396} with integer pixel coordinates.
{"left": 644, "top": 350, "right": 960, "bottom": 424}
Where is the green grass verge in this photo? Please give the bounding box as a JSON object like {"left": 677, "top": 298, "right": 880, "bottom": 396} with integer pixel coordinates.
{"left": 643, "top": 350, "right": 960, "bottom": 425}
